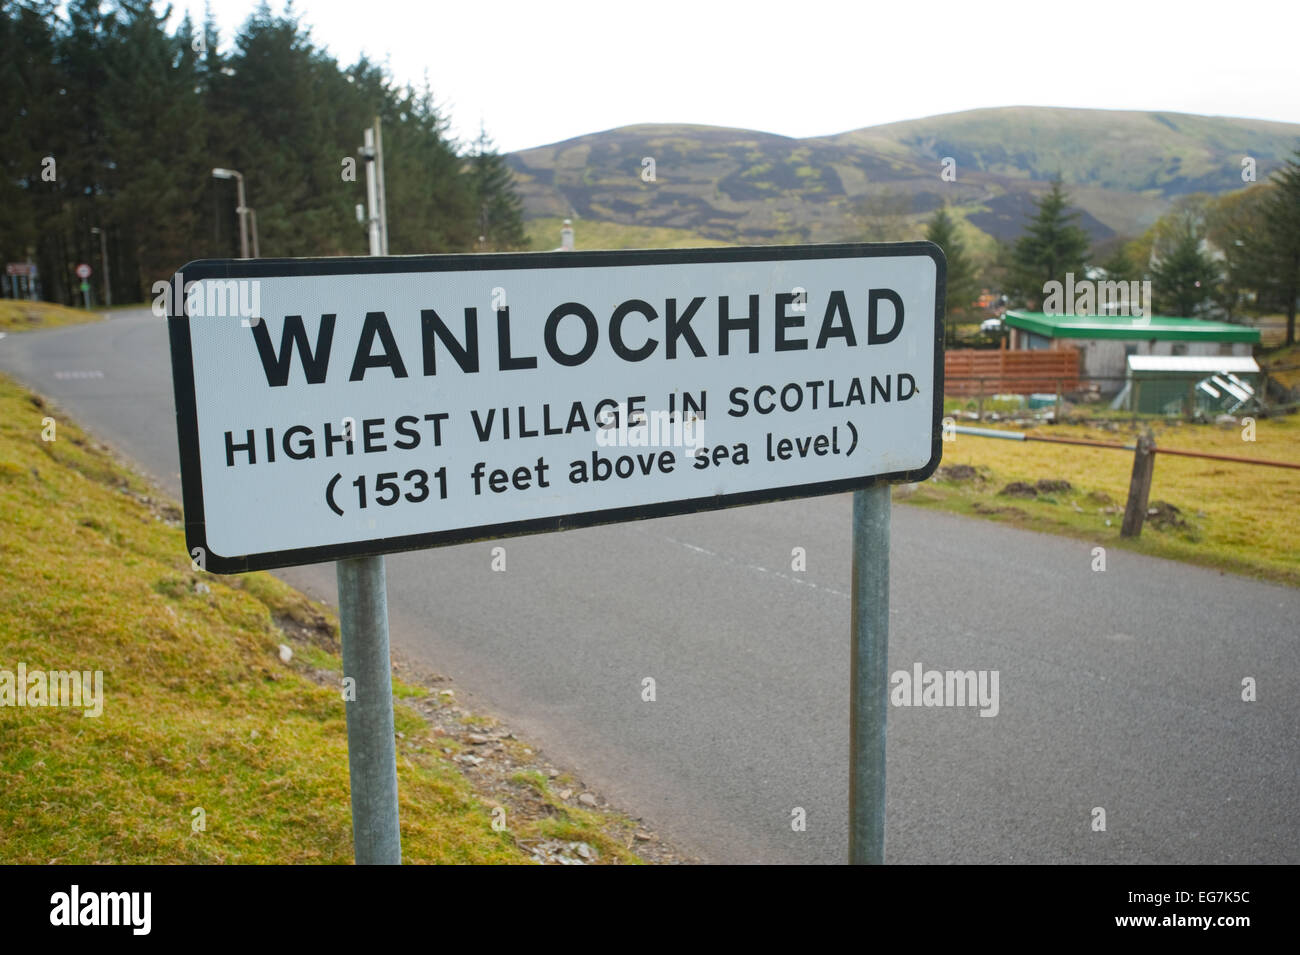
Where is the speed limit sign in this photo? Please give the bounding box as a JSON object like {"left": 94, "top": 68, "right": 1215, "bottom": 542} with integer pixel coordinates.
{"left": 75, "top": 263, "right": 92, "bottom": 279}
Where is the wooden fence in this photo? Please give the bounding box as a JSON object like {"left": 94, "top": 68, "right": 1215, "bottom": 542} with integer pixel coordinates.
{"left": 945, "top": 348, "right": 1080, "bottom": 396}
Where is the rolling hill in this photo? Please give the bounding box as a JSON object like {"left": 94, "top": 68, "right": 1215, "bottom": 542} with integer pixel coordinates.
{"left": 507, "top": 107, "right": 1300, "bottom": 250}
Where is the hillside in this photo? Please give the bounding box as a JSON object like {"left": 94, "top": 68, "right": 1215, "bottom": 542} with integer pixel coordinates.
{"left": 506, "top": 107, "right": 1300, "bottom": 248}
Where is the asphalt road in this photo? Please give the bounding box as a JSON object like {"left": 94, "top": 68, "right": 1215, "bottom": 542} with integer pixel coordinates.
{"left": 2, "top": 308, "right": 1296, "bottom": 864}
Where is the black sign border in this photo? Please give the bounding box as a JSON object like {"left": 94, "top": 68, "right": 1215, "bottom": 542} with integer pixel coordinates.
{"left": 167, "top": 242, "right": 946, "bottom": 573}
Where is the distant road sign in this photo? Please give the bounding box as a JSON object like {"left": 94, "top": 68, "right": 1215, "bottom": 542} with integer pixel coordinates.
{"left": 6, "top": 263, "right": 32, "bottom": 277}
{"left": 167, "top": 244, "right": 945, "bottom": 573}
{"left": 75, "top": 263, "right": 92, "bottom": 279}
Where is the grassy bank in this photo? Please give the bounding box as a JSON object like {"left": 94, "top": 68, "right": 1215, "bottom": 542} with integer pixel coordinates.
{"left": 0, "top": 300, "right": 103, "bottom": 333}
{"left": 0, "top": 373, "right": 649, "bottom": 864}
{"left": 526, "top": 216, "right": 728, "bottom": 251}
{"left": 907, "top": 414, "right": 1300, "bottom": 586}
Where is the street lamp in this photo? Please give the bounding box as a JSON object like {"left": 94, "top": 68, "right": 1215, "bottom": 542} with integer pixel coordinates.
{"left": 90, "top": 227, "right": 110, "bottom": 307}
{"left": 247, "top": 208, "right": 261, "bottom": 258}
{"left": 212, "top": 167, "right": 252, "bottom": 258}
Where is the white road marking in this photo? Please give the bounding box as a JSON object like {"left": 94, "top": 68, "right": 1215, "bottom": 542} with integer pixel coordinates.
{"left": 653, "top": 530, "right": 850, "bottom": 599}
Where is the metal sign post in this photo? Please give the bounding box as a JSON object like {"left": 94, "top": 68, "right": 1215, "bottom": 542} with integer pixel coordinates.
{"left": 849, "top": 483, "right": 891, "bottom": 864}
{"left": 332, "top": 121, "right": 400, "bottom": 864}
{"left": 337, "top": 555, "right": 400, "bottom": 864}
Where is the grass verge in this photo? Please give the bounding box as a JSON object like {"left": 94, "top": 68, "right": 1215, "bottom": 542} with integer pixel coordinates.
{"left": 0, "top": 373, "right": 656, "bottom": 863}
{"left": 0, "top": 300, "right": 104, "bottom": 333}
{"left": 906, "top": 413, "right": 1300, "bottom": 587}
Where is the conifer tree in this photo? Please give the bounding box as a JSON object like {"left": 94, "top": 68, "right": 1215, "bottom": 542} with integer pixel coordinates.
{"left": 924, "top": 206, "right": 979, "bottom": 345}
{"left": 1260, "top": 149, "right": 1300, "bottom": 344}
{"left": 1010, "top": 178, "right": 1091, "bottom": 310}
{"left": 468, "top": 126, "right": 527, "bottom": 251}
{"left": 1150, "top": 220, "right": 1220, "bottom": 316}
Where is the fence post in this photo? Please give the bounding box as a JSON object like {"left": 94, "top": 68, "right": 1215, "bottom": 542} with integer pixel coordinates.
{"left": 977, "top": 379, "right": 984, "bottom": 422}
{"left": 1120, "top": 430, "right": 1156, "bottom": 539}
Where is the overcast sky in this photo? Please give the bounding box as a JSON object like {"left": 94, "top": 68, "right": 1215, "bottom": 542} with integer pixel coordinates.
{"left": 173, "top": 0, "right": 1300, "bottom": 153}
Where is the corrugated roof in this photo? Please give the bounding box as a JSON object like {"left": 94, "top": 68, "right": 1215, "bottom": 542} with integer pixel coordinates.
{"left": 1127, "top": 355, "right": 1260, "bottom": 373}
{"left": 1005, "top": 311, "right": 1261, "bottom": 343}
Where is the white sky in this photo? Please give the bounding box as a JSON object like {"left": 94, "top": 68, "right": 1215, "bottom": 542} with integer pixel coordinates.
{"left": 174, "top": 0, "right": 1300, "bottom": 152}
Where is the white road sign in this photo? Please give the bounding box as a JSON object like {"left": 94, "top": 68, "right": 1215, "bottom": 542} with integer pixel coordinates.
{"left": 167, "top": 244, "right": 945, "bottom": 572}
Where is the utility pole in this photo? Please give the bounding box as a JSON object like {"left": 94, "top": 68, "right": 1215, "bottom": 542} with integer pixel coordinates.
{"left": 374, "top": 118, "right": 389, "bottom": 254}
{"left": 361, "top": 123, "right": 388, "bottom": 256}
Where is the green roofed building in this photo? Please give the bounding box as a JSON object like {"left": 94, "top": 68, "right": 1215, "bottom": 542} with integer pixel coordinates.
{"left": 1002, "top": 311, "right": 1260, "bottom": 390}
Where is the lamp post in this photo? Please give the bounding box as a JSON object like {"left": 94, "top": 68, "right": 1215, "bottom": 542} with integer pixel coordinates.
{"left": 89, "top": 227, "right": 110, "bottom": 307}
{"left": 212, "top": 167, "right": 250, "bottom": 259}
{"left": 247, "top": 208, "right": 261, "bottom": 258}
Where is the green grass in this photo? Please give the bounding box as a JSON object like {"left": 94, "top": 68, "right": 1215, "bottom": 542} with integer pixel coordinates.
{"left": 509, "top": 770, "right": 549, "bottom": 792}
{"left": 0, "top": 300, "right": 103, "bottom": 332}
{"left": 526, "top": 216, "right": 729, "bottom": 251}
{"left": 908, "top": 413, "right": 1300, "bottom": 586}
{"left": 0, "top": 373, "right": 640, "bottom": 864}
{"left": 943, "top": 396, "right": 1029, "bottom": 417}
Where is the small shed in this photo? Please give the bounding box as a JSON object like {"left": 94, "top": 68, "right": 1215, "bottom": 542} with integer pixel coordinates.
{"left": 1122, "top": 355, "right": 1261, "bottom": 414}
{"left": 1003, "top": 312, "right": 1260, "bottom": 390}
